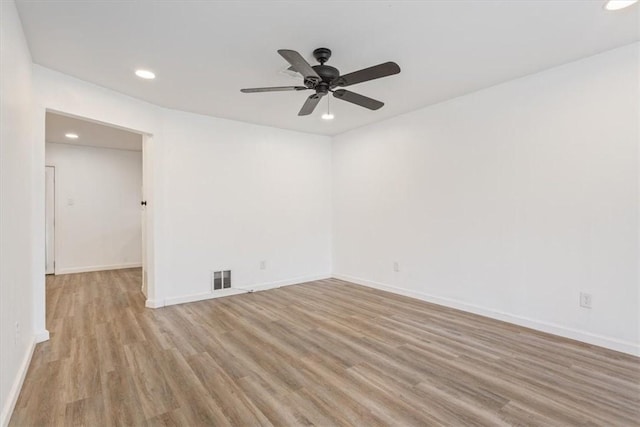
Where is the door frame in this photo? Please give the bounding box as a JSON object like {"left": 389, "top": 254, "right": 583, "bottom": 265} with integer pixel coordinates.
{"left": 44, "top": 165, "right": 56, "bottom": 275}
{"left": 140, "top": 133, "right": 152, "bottom": 298}
{"left": 33, "top": 99, "right": 159, "bottom": 342}
{"left": 41, "top": 109, "right": 156, "bottom": 302}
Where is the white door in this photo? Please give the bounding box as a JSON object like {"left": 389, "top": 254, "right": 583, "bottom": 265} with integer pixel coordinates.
{"left": 45, "top": 166, "right": 55, "bottom": 274}
{"left": 141, "top": 185, "right": 147, "bottom": 297}
{"left": 140, "top": 135, "right": 148, "bottom": 297}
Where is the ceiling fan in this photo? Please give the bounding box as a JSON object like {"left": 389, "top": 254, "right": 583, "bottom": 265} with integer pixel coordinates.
{"left": 240, "top": 48, "right": 401, "bottom": 116}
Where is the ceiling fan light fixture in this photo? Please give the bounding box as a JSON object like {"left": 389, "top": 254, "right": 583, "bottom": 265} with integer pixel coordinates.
{"left": 65, "top": 133, "right": 79, "bottom": 139}
{"left": 322, "top": 95, "right": 334, "bottom": 120}
{"left": 604, "top": 0, "right": 638, "bottom": 10}
{"left": 240, "top": 48, "right": 400, "bottom": 117}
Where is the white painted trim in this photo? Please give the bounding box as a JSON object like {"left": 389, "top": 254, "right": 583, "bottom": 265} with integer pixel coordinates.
{"left": 145, "top": 299, "right": 164, "bottom": 308}
{"left": 0, "top": 337, "right": 36, "bottom": 427}
{"left": 164, "top": 288, "right": 247, "bottom": 306}
{"left": 146, "top": 274, "right": 332, "bottom": 309}
{"left": 35, "top": 330, "right": 50, "bottom": 343}
{"left": 236, "top": 273, "right": 332, "bottom": 293}
{"left": 44, "top": 165, "right": 56, "bottom": 275}
{"left": 334, "top": 273, "right": 640, "bottom": 357}
{"left": 141, "top": 133, "right": 155, "bottom": 303}
{"left": 56, "top": 263, "right": 142, "bottom": 275}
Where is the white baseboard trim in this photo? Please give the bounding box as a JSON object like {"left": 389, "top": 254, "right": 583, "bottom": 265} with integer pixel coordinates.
{"left": 146, "top": 273, "right": 332, "bottom": 309}
{"left": 56, "top": 263, "right": 142, "bottom": 275}
{"left": 1, "top": 337, "right": 36, "bottom": 427}
{"left": 145, "top": 299, "right": 164, "bottom": 309}
{"left": 35, "top": 330, "right": 50, "bottom": 343}
{"left": 236, "top": 273, "right": 331, "bottom": 293}
{"left": 164, "top": 288, "right": 247, "bottom": 306}
{"left": 334, "top": 273, "right": 640, "bottom": 357}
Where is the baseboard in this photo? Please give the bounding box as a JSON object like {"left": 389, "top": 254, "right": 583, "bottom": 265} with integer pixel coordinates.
{"left": 146, "top": 273, "right": 332, "bottom": 309}
{"left": 164, "top": 288, "right": 247, "bottom": 306}
{"left": 56, "top": 263, "right": 142, "bottom": 275}
{"left": 0, "top": 337, "right": 36, "bottom": 427}
{"left": 334, "top": 273, "right": 640, "bottom": 357}
{"left": 145, "top": 299, "right": 164, "bottom": 309}
{"left": 35, "top": 330, "right": 50, "bottom": 343}
{"left": 236, "top": 273, "right": 332, "bottom": 293}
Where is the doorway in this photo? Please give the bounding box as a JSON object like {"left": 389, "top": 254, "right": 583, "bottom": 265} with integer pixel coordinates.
{"left": 43, "top": 111, "right": 147, "bottom": 291}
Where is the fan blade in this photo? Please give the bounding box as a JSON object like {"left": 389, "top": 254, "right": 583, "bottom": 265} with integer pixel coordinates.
{"left": 278, "top": 49, "right": 320, "bottom": 80}
{"left": 333, "top": 89, "right": 384, "bottom": 110}
{"left": 241, "top": 86, "right": 307, "bottom": 93}
{"left": 332, "top": 62, "right": 400, "bottom": 87}
{"left": 298, "top": 93, "right": 324, "bottom": 116}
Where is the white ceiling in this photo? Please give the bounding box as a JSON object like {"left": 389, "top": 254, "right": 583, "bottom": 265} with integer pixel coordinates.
{"left": 46, "top": 112, "right": 142, "bottom": 151}
{"left": 18, "top": 1, "right": 640, "bottom": 136}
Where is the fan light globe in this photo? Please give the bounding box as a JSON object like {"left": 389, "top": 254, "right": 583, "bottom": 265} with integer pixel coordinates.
{"left": 604, "top": 0, "right": 638, "bottom": 10}
{"left": 322, "top": 113, "right": 334, "bottom": 120}
{"left": 135, "top": 69, "right": 156, "bottom": 79}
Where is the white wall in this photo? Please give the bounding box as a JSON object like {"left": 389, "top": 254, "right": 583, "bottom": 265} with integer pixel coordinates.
{"left": 32, "top": 66, "right": 333, "bottom": 309}
{"left": 0, "top": 1, "right": 37, "bottom": 425}
{"left": 333, "top": 43, "right": 640, "bottom": 356}
{"left": 45, "top": 142, "right": 142, "bottom": 274}
{"left": 160, "top": 110, "right": 332, "bottom": 303}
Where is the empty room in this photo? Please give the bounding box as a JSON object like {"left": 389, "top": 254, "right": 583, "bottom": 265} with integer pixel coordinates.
{"left": 1, "top": 1, "right": 638, "bottom": 426}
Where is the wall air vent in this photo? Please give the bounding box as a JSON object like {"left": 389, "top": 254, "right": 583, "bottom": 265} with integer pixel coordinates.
{"left": 211, "top": 270, "right": 231, "bottom": 291}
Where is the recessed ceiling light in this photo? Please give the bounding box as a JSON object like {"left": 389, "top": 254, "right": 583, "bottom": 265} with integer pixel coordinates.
{"left": 135, "top": 69, "right": 156, "bottom": 79}
{"left": 604, "top": 0, "right": 638, "bottom": 10}
{"left": 65, "top": 133, "right": 79, "bottom": 139}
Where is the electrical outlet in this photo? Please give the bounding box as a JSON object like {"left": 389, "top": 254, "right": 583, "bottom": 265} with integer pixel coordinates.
{"left": 580, "top": 292, "right": 592, "bottom": 309}
{"left": 393, "top": 261, "right": 400, "bottom": 272}
{"left": 260, "top": 260, "right": 266, "bottom": 270}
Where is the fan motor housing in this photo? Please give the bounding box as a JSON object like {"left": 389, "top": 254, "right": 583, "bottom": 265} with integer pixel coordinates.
{"left": 312, "top": 65, "right": 340, "bottom": 83}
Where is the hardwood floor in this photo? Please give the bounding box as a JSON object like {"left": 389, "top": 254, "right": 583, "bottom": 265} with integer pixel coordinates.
{"left": 10, "top": 269, "right": 640, "bottom": 426}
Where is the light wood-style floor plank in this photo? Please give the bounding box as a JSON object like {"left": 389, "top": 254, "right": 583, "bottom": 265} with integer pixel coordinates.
{"left": 10, "top": 269, "right": 640, "bottom": 426}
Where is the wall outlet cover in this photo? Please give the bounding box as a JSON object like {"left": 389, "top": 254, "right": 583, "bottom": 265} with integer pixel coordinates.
{"left": 580, "top": 292, "right": 592, "bottom": 309}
